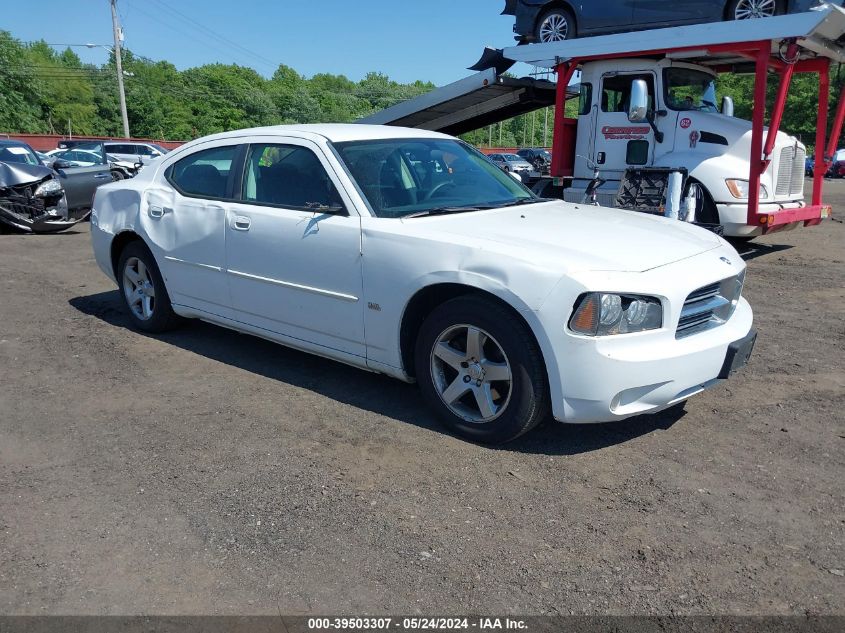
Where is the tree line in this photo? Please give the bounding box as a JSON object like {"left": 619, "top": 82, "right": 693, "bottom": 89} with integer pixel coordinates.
{"left": 1, "top": 29, "right": 843, "bottom": 150}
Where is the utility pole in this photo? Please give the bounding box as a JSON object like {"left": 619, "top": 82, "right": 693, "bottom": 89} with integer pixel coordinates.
{"left": 543, "top": 107, "right": 549, "bottom": 147}
{"left": 111, "top": 0, "right": 130, "bottom": 138}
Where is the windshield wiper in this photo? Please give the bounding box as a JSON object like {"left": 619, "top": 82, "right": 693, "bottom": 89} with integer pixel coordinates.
{"left": 403, "top": 205, "right": 496, "bottom": 219}
{"left": 403, "top": 198, "right": 552, "bottom": 219}
{"left": 495, "top": 197, "right": 553, "bottom": 208}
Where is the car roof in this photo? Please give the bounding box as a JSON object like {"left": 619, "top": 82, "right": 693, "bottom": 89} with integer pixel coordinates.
{"left": 0, "top": 139, "right": 30, "bottom": 148}
{"left": 182, "top": 124, "right": 452, "bottom": 148}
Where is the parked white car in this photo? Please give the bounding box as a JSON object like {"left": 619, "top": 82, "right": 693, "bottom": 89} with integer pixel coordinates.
{"left": 90, "top": 124, "right": 755, "bottom": 443}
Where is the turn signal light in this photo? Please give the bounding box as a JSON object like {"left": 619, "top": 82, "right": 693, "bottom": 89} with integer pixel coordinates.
{"left": 570, "top": 294, "right": 598, "bottom": 333}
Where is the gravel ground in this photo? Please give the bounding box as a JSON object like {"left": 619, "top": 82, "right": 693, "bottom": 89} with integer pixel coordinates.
{"left": 0, "top": 182, "right": 843, "bottom": 616}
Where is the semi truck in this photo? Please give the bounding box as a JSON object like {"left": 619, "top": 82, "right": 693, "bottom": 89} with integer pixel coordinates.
{"left": 362, "top": 3, "right": 845, "bottom": 238}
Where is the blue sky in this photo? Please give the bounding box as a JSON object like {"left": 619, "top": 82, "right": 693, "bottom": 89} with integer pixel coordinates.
{"left": 4, "top": 0, "right": 529, "bottom": 86}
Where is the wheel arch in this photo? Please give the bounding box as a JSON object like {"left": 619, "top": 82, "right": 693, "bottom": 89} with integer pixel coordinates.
{"left": 110, "top": 230, "right": 147, "bottom": 279}
{"left": 535, "top": 1, "right": 578, "bottom": 32}
{"left": 398, "top": 283, "right": 552, "bottom": 387}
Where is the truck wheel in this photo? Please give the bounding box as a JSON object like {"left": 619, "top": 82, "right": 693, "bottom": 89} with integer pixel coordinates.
{"left": 536, "top": 7, "right": 576, "bottom": 42}
{"left": 117, "top": 241, "right": 181, "bottom": 333}
{"left": 727, "top": 0, "right": 783, "bottom": 20}
{"left": 414, "top": 295, "right": 549, "bottom": 444}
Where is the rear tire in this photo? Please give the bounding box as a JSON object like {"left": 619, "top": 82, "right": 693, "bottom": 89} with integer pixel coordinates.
{"left": 117, "top": 241, "right": 181, "bottom": 333}
{"left": 726, "top": 0, "right": 784, "bottom": 21}
{"left": 414, "top": 295, "right": 549, "bottom": 444}
{"left": 536, "top": 7, "right": 577, "bottom": 42}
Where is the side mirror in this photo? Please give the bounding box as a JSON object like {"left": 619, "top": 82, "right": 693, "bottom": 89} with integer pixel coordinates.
{"left": 722, "top": 96, "right": 734, "bottom": 117}
{"left": 53, "top": 159, "right": 74, "bottom": 170}
{"left": 628, "top": 79, "right": 649, "bottom": 123}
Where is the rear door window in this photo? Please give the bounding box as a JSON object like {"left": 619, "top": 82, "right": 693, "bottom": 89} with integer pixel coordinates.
{"left": 166, "top": 145, "right": 239, "bottom": 199}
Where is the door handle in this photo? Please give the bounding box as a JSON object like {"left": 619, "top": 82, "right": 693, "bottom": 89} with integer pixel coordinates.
{"left": 94, "top": 173, "right": 112, "bottom": 179}
{"left": 231, "top": 215, "right": 251, "bottom": 231}
{"left": 149, "top": 205, "right": 171, "bottom": 219}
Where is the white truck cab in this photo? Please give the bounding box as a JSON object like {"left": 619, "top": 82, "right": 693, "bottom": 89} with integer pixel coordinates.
{"left": 566, "top": 58, "right": 805, "bottom": 237}
{"left": 364, "top": 5, "right": 844, "bottom": 238}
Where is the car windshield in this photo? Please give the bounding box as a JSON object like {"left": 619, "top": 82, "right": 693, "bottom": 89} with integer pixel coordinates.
{"left": 503, "top": 154, "right": 523, "bottom": 161}
{"left": 333, "top": 138, "right": 536, "bottom": 219}
{"left": 664, "top": 68, "right": 720, "bottom": 113}
{"left": 0, "top": 144, "right": 41, "bottom": 166}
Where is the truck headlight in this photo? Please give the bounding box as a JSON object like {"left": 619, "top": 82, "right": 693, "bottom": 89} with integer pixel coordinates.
{"left": 569, "top": 293, "right": 663, "bottom": 336}
{"left": 33, "top": 178, "right": 63, "bottom": 197}
{"left": 726, "top": 179, "right": 768, "bottom": 200}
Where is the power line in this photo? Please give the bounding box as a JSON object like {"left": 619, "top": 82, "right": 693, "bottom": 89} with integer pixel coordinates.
{"left": 146, "top": 0, "right": 278, "bottom": 70}
{"left": 125, "top": 0, "right": 277, "bottom": 75}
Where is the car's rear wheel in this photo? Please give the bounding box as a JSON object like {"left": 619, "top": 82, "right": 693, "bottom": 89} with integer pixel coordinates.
{"left": 414, "top": 295, "right": 549, "bottom": 444}
{"left": 117, "top": 241, "right": 180, "bottom": 333}
{"left": 727, "top": 0, "right": 783, "bottom": 20}
{"left": 536, "top": 7, "right": 576, "bottom": 42}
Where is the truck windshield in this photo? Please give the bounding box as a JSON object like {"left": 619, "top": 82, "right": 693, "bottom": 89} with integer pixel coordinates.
{"left": 664, "top": 68, "right": 720, "bottom": 113}
{"left": 333, "top": 138, "right": 535, "bottom": 219}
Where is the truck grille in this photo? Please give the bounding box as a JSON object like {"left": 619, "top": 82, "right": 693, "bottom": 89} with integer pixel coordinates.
{"left": 676, "top": 272, "right": 745, "bottom": 339}
{"left": 775, "top": 146, "right": 805, "bottom": 197}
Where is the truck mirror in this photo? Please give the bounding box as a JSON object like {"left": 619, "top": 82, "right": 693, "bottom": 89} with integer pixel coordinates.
{"left": 628, "top": 79, "right": 649, "bottom": 123}
{"left": 722, "top": 96, "right": 734, "bottom": 117}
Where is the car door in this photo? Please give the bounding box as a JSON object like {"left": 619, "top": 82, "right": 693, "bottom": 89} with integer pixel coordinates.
{"left": 53, "top": 162, "right": 113, "bottom": 211}
{"left": 632, "top": 0, "right": 720, "bottom": 27}
{"left": 143, "top": 142, "right": 240, "bottom": 314}
{"left": 593, "top": 72, "right": 657, "bottom": 180}
{"left": 224, "top": 138, "right": 365, "bottom": 358}
{"left": 577, "top": 1, "right": 635, "bottom": 33}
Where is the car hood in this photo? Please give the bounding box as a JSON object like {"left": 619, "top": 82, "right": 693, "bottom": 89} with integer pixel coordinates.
{"left": 0, "top": 161, "right": 54, "bottom": 187}
{"left": 410, "top": 200, "right": 723, "bottom": 273}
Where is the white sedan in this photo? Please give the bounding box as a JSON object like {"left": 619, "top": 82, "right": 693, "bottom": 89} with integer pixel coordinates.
{"left": 90, "top": 124, "right": 755, "bottom": 443}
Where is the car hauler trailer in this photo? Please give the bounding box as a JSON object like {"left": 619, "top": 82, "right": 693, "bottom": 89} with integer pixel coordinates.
{"left": 361, "top": 3, "right": 845, "bottom": 237}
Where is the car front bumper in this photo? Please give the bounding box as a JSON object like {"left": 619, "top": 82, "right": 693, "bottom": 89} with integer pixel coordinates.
{"left": 552, "top": 298, "right": 753, "bottom": 423}
{"left": 531, "top": 246, "right": 755, "bottom": 424}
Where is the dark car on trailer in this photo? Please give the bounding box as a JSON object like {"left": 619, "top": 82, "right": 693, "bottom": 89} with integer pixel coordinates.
{"left": 503, "top": 0, "right": 838, "bottom": 43}
{"left": 517, "top": 147, "right": 552, "bottom": 172}
{"left": 0, "top": 140, "right": 115, "bottom": 233}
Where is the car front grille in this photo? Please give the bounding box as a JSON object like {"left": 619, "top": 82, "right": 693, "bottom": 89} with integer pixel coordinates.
{"left": 676, "top": 272, "right": 745, "bottom": 339}
{"left": 775, "top": 146, "right": 805, "bottom": 197}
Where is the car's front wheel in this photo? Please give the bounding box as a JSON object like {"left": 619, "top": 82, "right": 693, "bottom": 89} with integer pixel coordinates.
{"left": 415, "top": 295, "right": 549, "bottom": 444}
{"left": 117, "top": 241, "right": 180, "bottom": 333}
{"left": 536, "top": 7, "right": 577, "bottom": 42}
{"left": 727, "top": 0, "right": 783, "bottom": 20}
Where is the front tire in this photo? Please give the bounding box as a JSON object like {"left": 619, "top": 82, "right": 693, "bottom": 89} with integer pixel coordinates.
{"left": 414, "top": 295, "right": 549, "bottom": 444}
{"left": 117, "top": 241, "right": 180, "bottom": 333}
{"left": 536, "top": 7, "right": 577, "bottom": 42}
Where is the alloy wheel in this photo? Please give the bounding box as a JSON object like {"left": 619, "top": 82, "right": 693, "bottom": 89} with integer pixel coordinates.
{"left": 122, "top": 256, "right": 156, "bottom": 321}
{"left": 429, "top": 324, "right": 512, "bottom": 424}
{"left": 734, "top": 0, "right": 777, "bottom": 19}
{"left": 539, "top": 13, "right": 570, "bottom": 42}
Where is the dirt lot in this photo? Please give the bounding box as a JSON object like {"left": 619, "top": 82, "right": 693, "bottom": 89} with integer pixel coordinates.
{"left": 1, "top": 182, "right": 843, "bottom": 616}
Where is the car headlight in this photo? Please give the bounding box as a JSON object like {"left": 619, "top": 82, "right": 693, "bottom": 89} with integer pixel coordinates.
{"left": 569, "top": 293, "right": 663, "bottom": 336}
{"left": 33, "top": 178, "right": 63, "bottom": 197}
{"left": 725, "top": 179, "right": 768, "bottom": 200}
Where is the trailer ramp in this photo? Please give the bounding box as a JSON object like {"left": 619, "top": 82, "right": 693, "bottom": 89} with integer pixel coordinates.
{"left": 358, "top": 68, "right": 572, "bottom": 136}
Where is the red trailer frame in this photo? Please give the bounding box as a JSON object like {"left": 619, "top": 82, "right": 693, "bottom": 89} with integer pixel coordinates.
{"left": 550, "top": 39, "right": 844, "bottom": 234}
